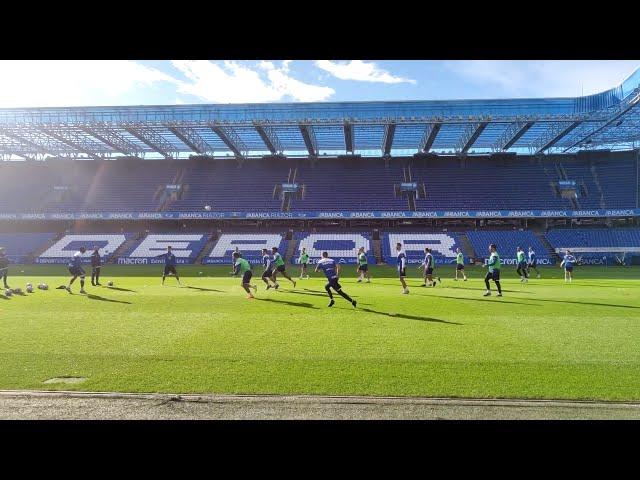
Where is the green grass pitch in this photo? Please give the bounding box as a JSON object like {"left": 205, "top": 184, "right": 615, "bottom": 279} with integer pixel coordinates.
{"left": 1, "top": 263, "right": 639, "bottom": 401}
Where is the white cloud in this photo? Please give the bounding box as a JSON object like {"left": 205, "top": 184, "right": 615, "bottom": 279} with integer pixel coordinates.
{"left": 0, "top": 60, "right": 178, "bottom": 108}
{"left": 315, "top": 60, "right": 416, "bottom": 84}
{"left": 443, "top": 60, "right": 640, "bottom": 97}
{"left": 172, "top": 60, "right": 334, "bottom": 103}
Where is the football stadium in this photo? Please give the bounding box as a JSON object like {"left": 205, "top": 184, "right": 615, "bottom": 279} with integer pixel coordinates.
{"left": 1, "top": 62, "right": 640, "bottom": 419}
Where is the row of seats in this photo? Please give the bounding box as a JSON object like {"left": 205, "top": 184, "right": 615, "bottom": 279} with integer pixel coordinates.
{"left": 3, "top": 154, "right": 634, "bottom": 214}
{"left": 1, "top": 229, "right": 638, "bottom": 264}
{"left": 381, "top": 232, "right": 462, "bottom": 264}
{"left": 0, "top": 232, "right": 58, "bottom": 262}
{"left": 465, "top": 231, "right": 549, "bottom": 260}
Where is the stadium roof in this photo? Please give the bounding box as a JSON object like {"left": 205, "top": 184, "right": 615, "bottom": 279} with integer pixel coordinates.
{"left": 1, "top": 67, "right": 639, "bottom": 161}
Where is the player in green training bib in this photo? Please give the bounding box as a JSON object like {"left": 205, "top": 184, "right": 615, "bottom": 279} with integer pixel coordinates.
{"left": 298, "top": 247, "right": 310, "bottom": 279}
{"left": 516, "top": 246, "right": 529, "bottom": 283}
{"left": 356, "top": 247, "right": 371, "bottom": 283}
{"left": 233, "top": 252, "right": 257, "bottom": 299}
{"left": 454, "top": 248, "right": 467, "bottom": 281}
{"left": 483, "top": 243, "right": 502, "bottom": 297}
{"left": 270, "top": 246, "right": 296, "bottom": 289}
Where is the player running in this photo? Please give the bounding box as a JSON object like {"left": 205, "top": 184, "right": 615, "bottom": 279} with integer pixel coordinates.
{"left": 516, "top": 246, "right": 529, "bottom": 283}
{"left": 483, "top": 244, "right": 503, "bottom": 297}
{"left": 396, "top": 242, "right": 409, "bottom": 294}
{"left": 233, "top": 252, "right": 257, "bottom": 299}
{"left": 528, "top": 246, "right": 540, "bottom": 278}
{"left": 66, "top": 246, "right": 87, "bottom": 294}
{"left": 419, "top": 247, "right": 441, "bottom": 287}
{"left": 560, "top": 250, "right": 576, "bottom": 283}
{"left": 298, "top": 247, "right": 310, "bottom": 279}
{"left": 454, "top": 248, "right": 467, "bottom": 281}
{"left": 270, "top": 247, "right": 296, "bottom": 288}
{"left": 315, "top": 251, "right": 357, "bottom": 308}
{"left": 157, "top": 246, "right": 182, "bottom": 286}
{"left": 356, "top": 246, "right": 371, "bottom": 283}
{"left": 261, "top": 248, "right": 277, "bottom": 290}
{"left": 90, "top": 247, "right": 102, "bottom": 286}
{"left": 0, "top": 247, "right": 9, "bottom": 289}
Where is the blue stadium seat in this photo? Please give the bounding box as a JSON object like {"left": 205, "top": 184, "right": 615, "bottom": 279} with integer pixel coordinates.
{"left": 465, "top": 230, "right": 551, "bottom": 263}
{"left": 0, "top": 233, "right": 58, "bottom": 263}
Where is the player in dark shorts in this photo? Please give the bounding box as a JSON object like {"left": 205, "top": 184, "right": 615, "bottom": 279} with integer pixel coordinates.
{"left": 454, "top": 248, "right": 467, "bottom": 281}
{"left": 396, "top": 242, "right": 409, "bottom": 294}
{"left": 527, "top": 246, "right": 540, "bottom": 279}
{"left": 0, "top": 247, "right": 9, "bottom": 289}
{"left": 298, "top": 247, "right": 310, "bottom": 279}
{"left": 233, "top": 252, "right": 257, "bottom": 299}
{"left": 516, "top": 246, "right": 529, "bottom": 283}
{"left": 483, "top": 244, "right": 502, "bottom": 297}
{"left": 356, "top": 247, "right": 371, "bottom": 283}
{"left": 66, "top": 246, "right": 87, "bottom": 294}
{"left": 261, "top": 248, "right": 277, "bottom": 290}
{"left": 315, "top": 251, "right": 356, "bottom": 308}
{"left": 157, "top": 246, "right": 182, "bottom": 286}
{"left": 270, "top": 246, "right": 296, "bottom": 288}
{"left": 560, "top": 250, "right": 577, "bottom": 283}
{"left": 90, "top": 247, "right": 102, "bottom": 286}
{"left": 419, "top": 247, "right": 441, "bottom": 287}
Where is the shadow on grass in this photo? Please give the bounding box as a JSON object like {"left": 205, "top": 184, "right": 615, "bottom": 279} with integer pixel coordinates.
{"left": 185, "top": 286, "right": 223, "bottom": 293}
{"left": 0, "top": 295, "right": 9, "bottom": 300}
{"left": 531, "top": 297, "right": 640, "bottom": 310}
{"left": 255, "top": 297, "right": 319, "bottom": 309}
{"left": 284, "top": 288, "right": 359, "bottom": 299}
{"left": 415, "top": 293, "right": 536, "bottom": 306}
{"left": 104, "top": 286, "right": 137, "bottom": 293}
{"left": 442, "top": 285, "right": 535, "bottom": 294}
{"left": 87, "top": 294, "right": 132, "bottom": 305}
{"left": 359, "top": 307, "right": 462, "bottom": 325}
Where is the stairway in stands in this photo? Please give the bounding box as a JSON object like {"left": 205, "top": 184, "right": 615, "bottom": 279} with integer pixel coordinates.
{"left": 281, "top": 167, "right": 297, "bottom": 211}
{"left": 457, "top": 233, "right": 477, "bottom": 261}
{"left": 194, "top": 232, "right": 218, "bottom": 265}
{"left": 109, "top": 232, "right": 146, "bottom": 263}
{"left": 285, "top": 232, "right": 297, "bottom": 263}
{"left": 372, "top": 238, "right": 383, "bottom": 264}
{"left": 534, "top": 232, "right": 561, "bottom": 263}
{"left": 589, "top": 163, "right": 607, "bottom": 209}
{"left": 158, "top": 167, "right": 186, "bottom": 212}
{"left": 27, "top": 232, "right": 66, "bottom": 263}
{"left": 403, "top": 165, "right": 416, "bottom": 211}
{"left": 556, "top": 161, "right": 581, "bottom": 209}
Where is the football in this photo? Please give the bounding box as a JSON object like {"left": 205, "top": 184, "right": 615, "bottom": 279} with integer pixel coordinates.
{"left": 4, "top": 289, "right": 12, "bottom": 297}
{"left": 12, "top": 288, "right": 22, "bottom": 295}
{"left": 26, "top": 284, "right": 34, "bottom": 293}
{"left": 107, "top": 281, "right": 114, "bottom": 286}
{"left": 204, "top": 205, "right": 212, "bottom": 211}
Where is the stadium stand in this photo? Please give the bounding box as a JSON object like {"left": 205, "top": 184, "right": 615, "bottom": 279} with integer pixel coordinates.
{"left": 203, "top": 233, "right": 288, "bottom": 264}
{"left": 546, "top": 228, "right": 640, "bottom": 262}
{"left": 411, "top": 157, "right": 571, "bottom": 211}
{"left": 292, "top": 158, "right": 407, "bottom": 211}
{"left": 0, "top": 232, "right": 58, "bottom": 263}
{"left": 167, "top": 159, "right": 285, "bottom": 212}
{"left": 465, "top": 230, "right": 553, "bottom": 263}
{"left": 0, "top": 153, "right": 637, "bottom": 214}
{"left": 293, "top": 232, "right": 375, "bottom": 264}
{"left": 381, "top": 232, "right": 462, "bottom": 265}
{"left": 0, "top": 160, "right": 178, "bottom": 213}
{"left": 37, "top": 233, "right": 133, "bottom": 264}
{"left": 117, "top": 233, "right": 210, "bottom": 264}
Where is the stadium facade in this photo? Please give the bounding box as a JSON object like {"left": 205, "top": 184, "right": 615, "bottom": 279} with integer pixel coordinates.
{"left": 1, "top": 67, "right": 639, "bottom": 266}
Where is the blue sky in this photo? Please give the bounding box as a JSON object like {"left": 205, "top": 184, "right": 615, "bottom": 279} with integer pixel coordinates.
{"left": 0, "top": 60, "right": 638, "bottom": 108}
